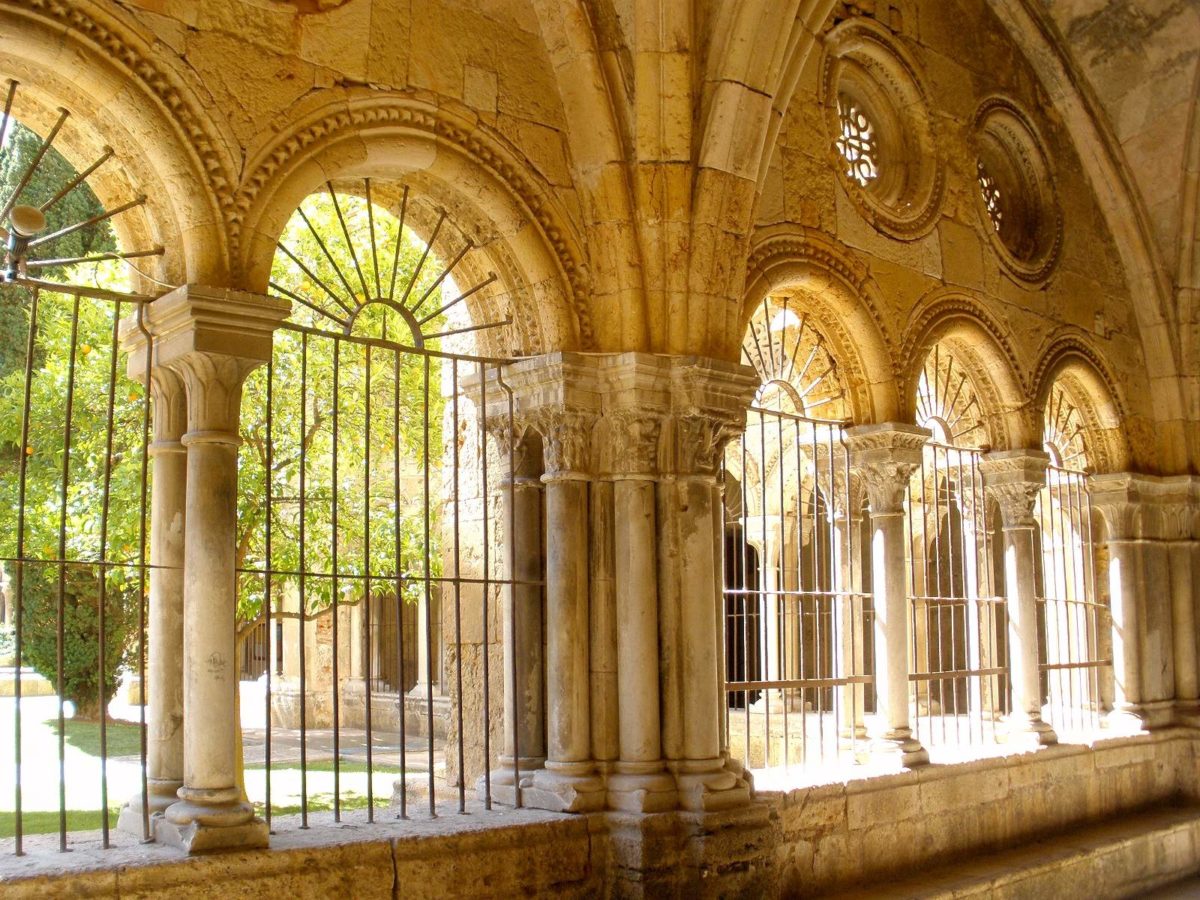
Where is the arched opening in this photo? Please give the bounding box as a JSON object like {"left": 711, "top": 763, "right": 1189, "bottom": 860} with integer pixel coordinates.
{"left": 722, "top": 296, "right": 871, "bottom": 777}
{"left": 233, "top": 177, "right": 532, "bottom": 825}
{"left": 907, "top": 342, "right": 1007, "bottom": 755}
{"left": 1034, "top": 379, "right": 1109, "bottom": 739}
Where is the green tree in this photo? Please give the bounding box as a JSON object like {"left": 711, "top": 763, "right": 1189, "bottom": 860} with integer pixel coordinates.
{"left": 235, "top": 191, "right": 447, "bottom": 660}
{"left": 0, "top": 120, "right": 141, "bottom": 720}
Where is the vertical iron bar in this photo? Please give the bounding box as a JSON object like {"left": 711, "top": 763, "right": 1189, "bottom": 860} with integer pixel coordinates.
{"left": 299, "top": 332, "right": 309, "bottom": 828}
{"left": 55, "top": 293, "right": 82, "bottom": 851}
{"left": 96, "top": 300, "right": 122, "bottom": 848}
{"left": 479, "top": 362, "right": 491, "bottom": 812}
{"left": 264, "top": 351, "right": 274, "bottom": 831}
{"left": 424, "top": 355, "right": 436, "bottom": 816}
{"left": 393, "top": 350, "right": 407, "bottom": 820}
{"left": 332, "top": 338, "right": 341, "bottom": 822}
{"left": 11, "top": 288, "right": 38, "bottom": 857}
{"left": 364, "top": 345, "right": 375, "bottom": 822}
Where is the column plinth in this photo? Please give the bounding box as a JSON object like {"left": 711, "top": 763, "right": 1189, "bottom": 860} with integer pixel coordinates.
{"left": 847, "top": 423, "right": 931, "bottom": 768}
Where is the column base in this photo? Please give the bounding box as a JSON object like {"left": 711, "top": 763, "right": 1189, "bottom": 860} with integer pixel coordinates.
{"left": 522, "top": 763, "right": 606, "bottom": 813}
{"left": 1173, "top": 701, "right": 1200, "bottom": 728}
{"left": 607, "top": 769, "right": 678, "bottom": 813}
{"left": 1107, "top": 700, "right": 1174, "bottom": 733}
{"left": 116, "top": 777, "right": 182, "bottom": 838}
{"left": 476, "top": 756, "right": 545, "bottom": 806}
{"left": 869, "top": 729, "right": 928, "bottom": 768}
{"left": 159, "top": 794, "right": 267, "bottom": 854}
{"left": 673, "top": 759, "right": 751, "bottom": 812}
{"left": 1000, "top": 712, "right": 1058, "bottom": 748}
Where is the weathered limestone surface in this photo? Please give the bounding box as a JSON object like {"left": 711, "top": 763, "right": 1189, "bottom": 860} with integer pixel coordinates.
{"left": 6, "top": 731, "right": 1200, "bottom": 898}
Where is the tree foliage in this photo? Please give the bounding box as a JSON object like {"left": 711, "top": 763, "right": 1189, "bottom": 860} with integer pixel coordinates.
{"left": 0, "top": 120, "right": 141, "bottom": 718}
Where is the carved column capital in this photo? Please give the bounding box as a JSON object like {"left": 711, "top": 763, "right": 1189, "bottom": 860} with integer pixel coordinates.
{"left": 980, "top": 450, "right": 1049, "bottom": 528}
{"left": 844, "top": 423, "right": 931, "bottom": 516}
{"left": 534, "top": 408, "right": 597, "bottom": 480}
{"left": 606, "top": 410, "right": 662, "bottom": 478}
{"left": 1089, "top": 472, "right": 1198, "bottom": 542}
{"left": 121, "top": 285, "right": 290, "bottom": 441}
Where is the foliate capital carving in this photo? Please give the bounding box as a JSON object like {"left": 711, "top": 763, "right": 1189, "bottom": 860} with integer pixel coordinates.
{"left": 672, "top": 413, "right": 741, "bottom": 478}
{"left": 121, "top": 285, "right": 290, "bottom": 440}
{"left": 148, "top": 367, "right": 188, "bottom": 448}
{"left": 844, "top": 423, "right": 930, "bottom": 516}
{"left": 484, "top": 418, "right": 540, "bottom": 479}
{"left": 606, "top": 411, "right": 662, "bottom": 477}
{"left": 173, "top": 352, "right": 262, "bottom": 440}
{"left": 534, "top": 409, "right": 596, "bottom": 480}
{"left": 979, "top": 450, "right": 1049, "bottom": 528}
{"left": 987, "top": 482, "right": 1043, "bottom": 529}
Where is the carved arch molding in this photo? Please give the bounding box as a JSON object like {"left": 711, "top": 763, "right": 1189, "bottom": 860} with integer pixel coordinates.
{"left": 1, "top": 2, "right": 594, "bottom": 348}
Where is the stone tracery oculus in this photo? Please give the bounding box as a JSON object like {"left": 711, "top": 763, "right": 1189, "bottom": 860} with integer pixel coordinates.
{"left": 835, "top": 98, "right": 879, "bottom": 188}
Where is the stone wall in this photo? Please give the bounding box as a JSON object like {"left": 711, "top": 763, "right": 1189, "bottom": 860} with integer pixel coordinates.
{"left": 7, "top": 730, "right": 1200, "bottom": 898}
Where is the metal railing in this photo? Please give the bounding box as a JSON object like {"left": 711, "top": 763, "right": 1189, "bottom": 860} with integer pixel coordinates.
{"left": 1036, "top": 465, "right": 1109, "bottom": 738}
{"left": 722, "top": 408, "right": 873, "bottom": 774}
{"left": 237, "top": 320, "right": 526, "bottom": 829}
{"left": 906, "top": 442, "right": 1009, "bottom": 753}
{"left": 1, "top": 292, "right": 537, "bottom": 853}
{"left": 0, "top": 283, "right": 154, "bottom": 854}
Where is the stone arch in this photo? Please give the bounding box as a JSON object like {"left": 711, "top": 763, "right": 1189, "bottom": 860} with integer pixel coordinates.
{"left": 743, "top": 226, "right": 899, "bottom": 424}
{"left": 0, "top": 0, "right": 237, "bottom": 286}
{"left": 985, "top": 0, "right": 1187, "bottom": 470}
{"left": 1031, "top": 334, "right": 1133, "bottom": 475}
{"left": 901, "top": 292, "right": 1031, "bottom": 450}
{"left": 233, "top": 90, "right": 591, "bottom": 356}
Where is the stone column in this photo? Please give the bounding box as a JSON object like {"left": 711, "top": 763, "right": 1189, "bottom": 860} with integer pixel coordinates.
{"left": 527, "top": 409, "right": 605, "bottom": 812}
{"left": 846, "top": 423, "right": 930, "bottom": 767}
{"left": 1091, "top": 474, "right": 1179, "bottom": 730}
{"left": 489, "top": 425, "right": 546, "bottom": 802}
{"left": 664, "top": 357, "right": 758, "bottom": 811}
{"left": 606, "top": 410, "right": 676, "bottom": 811}
{"left": 141, "top": 285, "right": 289, "bottom": 853}
{"left": 980, "top": 450, "right": 1057, "bottom": 746}
{"left": 114, "top": 360, "right": 187, "bottom": 835}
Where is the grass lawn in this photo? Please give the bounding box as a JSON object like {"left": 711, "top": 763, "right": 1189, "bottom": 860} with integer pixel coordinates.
{"left": 0, "top": 808, "right": 121, "bottom": 839}
{"left": 48, "top": 717, "right": 144, "bottom": 758}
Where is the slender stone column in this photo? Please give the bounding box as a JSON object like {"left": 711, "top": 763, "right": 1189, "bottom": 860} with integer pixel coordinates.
{"left": 606, "top": 411, "right": 676, "bottom": 811}
{"left": 114, "top": 363, "right": 187, "bottom": 835}
{"left": 140, "top": 286, "right": 289, "bottom": 853}
{"left": 488, "top": 426, "right": 546, "bottom": 802}
{"left": 846, "top": 423, "right": 930, "bottom": 768}
{"left": 1090, "top": 474, "right": 1180, "bottom": 730}
{"left": 527, "top": 409, "right": 605, "bottom": 812}
{"left": 980, "top": 450, "right": 1057, "bottom": 746}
